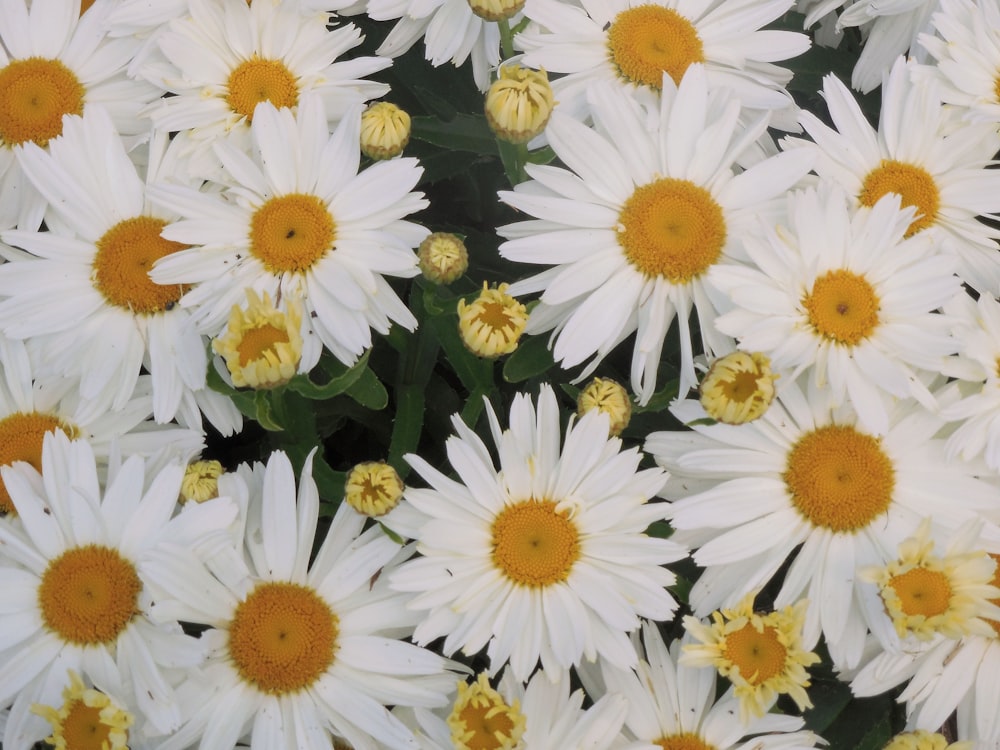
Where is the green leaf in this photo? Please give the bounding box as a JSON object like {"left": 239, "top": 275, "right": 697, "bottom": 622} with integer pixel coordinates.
{"left": 685, "top": 417, "right": 718, "bottom": 428}
{"left": 286, "top": 351, "right": 371, "bottom": 400}
{"left": 379, "top": 522, "right": 407, "bottom": 545}
{"left": 411, "top": 114, "right": 500, "bottom": 155}
{"left": 253, "top": 391, "right": 284, "bottom": 431}
{"left": 345, "top": 367, "right": 389, "bottom": 410}
{"left": 388, "top": 385, "right": 425, "bottom": 477}
{"left": 503, "top": 334, "right": 556, "bottom": 383}
{"left": 801, "top": 677, "right": 854, "bottom": 735}
{"left": 427, "top": 312, "right": 494, "bottom": 394}
{"left": 632, "top": 379, "right": 679, "bottom": 414}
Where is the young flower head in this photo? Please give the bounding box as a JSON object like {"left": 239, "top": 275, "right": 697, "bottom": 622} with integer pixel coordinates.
{"left": 577, "top": 377, "right": 632, "bottom": 436}
{"left": 32, "top": 671, "right": 132, "bottom": 750}
{"left": 361, "top": 102, "right": 411, "bottom": 160}
{"left": 468, "top": 0, "right": 525, "bottom": 21}
{"left": 344, "top": 461, "right": 405, "bottom": 517}
{"left": 447, "top": 672, "right": 526, "bottom": 750}
{"left": 457, "top": 282, "right": 528, "bottom": 358}
{"left": 213, "top": 289, "right": 304, "bottom": 390}
{"left": 698, "top": 351, "right": 777, "bottom": 425}
{"left": 682, "top": 594, "right": 820, "bottom": 722}
{"left": 419, "top": 233, "right": 469, "bottom": 284}
{"left": 180, "top": 459, "right": 225, "bottom": 504}
{"left": 484, "top": 65, "right": 555, "bottom": 145}
{"left": 883, "top": 730, "right": 973, "bottom": 750}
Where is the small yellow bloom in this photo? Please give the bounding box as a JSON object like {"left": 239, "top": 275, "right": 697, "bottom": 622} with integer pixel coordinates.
{"left": 457, "top": 282, "right": 528, "bottom": 358}
{"left": 32, "top": 670, "right": 132, "bottom": 750}
{"left": 467, "top": 0, "right": 525, "bottom": 21}
{"left": 180, "top": 459, "right": 224, "bottom": 503}
{"left": 699, "top": 351, "right": 777, "bottom": 424}
{"left": 418, "top": 232, "right": 468, "bottom": 284}
{"left": 577, "top": 377, "right": 632, "bottom": 436}
{"left": 485, "top": 65, "right": 554, "bottom": 144}
{"left": 214, "top": 289, "right": 303, "bottom": 389}
{"left": 360, "top": 101, "right": 411, "bottom": 160}
{"left": 448, "top": 672, "right": 526, "bottom": 750}
{"left": 681, "top": 593, "right": 820, "bottom": 723}
{"left": 344, "top": 461, "right": 404, "bottom": 517}
{"left": 882, "top": 730, "right": 974, "bottom": 750}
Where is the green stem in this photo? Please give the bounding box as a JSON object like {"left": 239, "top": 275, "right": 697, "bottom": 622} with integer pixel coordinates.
{"left": 498, "top": 18, "right": 515, "bottom": 61}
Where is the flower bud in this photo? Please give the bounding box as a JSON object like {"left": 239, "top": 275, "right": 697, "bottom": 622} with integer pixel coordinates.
{"left": 360, "top": 102, "right": 410, "bottom": 160}
{"left": 485, "top": 65, "right": 554, "bottom": 144}
{"left": 418, "top": 232, "right": 469, "bottom": 284}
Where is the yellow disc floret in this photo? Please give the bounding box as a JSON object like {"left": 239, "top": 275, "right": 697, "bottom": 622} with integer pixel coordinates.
{"left": 344, "top": 461, "right": 405, "bottom": 517}
{"left": 92, "top": 216, "right": 188, "bottom": 314}
{"left": 0, "top": 57, "right": 85, "bottom": 147}
{"left": 784, "top": 424, "right": 895, "bottom": 532}
{"left": 607, "top": 5, "right": 705, "bottom": 89}
{"left": 577, "top": 377, "right": 632, "bottom": 436}
{"left": 862, "top": 519, "right": 1000, "bottom": 640}
{"left": 180, "top": 459, "right": 225, "bottom": 503}
{"left": 226, "top": 56, "right": 299, "bottom": 122}
{"left": 228, "top": 581, "right": 338, "bottom": 695}
{"left": 249, "top": 193, "right": 336, "bottom": 274}
{"left": 802, "top": 269, "right": 880, "bottom": 345}
{"left": 458, "top": 282, "right": 528, "bottom": 358}
{"left": 617, "top": 178, "right": 726, "bottom": 283}
{"left": 38, "top": 545, "right": 142, "bottom": 646}
{"left": 32, "top": 671, "right": 132, "bottom": 750}
{"left": 213, "top": 289, "right": 303, "bottom": 389}
{"left": 859, "top": 160, "right": 940, "bottom": 237}
{"left": 448, "top": 672, "right": 526, "bottom": 750}
{"left": 699, "top": 351, "right": 777, "bottom": 425}
{"left": 484, "top": 65, "right": 555, "bottom": 144}
{"left": 655, "top": 734, "right": 716, "bottom": 750}
{"left": 491, "top": 499, "right": 581, "bottom": 587}
{"left": 681, "top": 594, "right": 819, "bottom": 722}
{"left": 360, "top": 102, "right": 411, "bottom": 160}
{"left": 0, "top": 411, "right": 78, "bottom": 515}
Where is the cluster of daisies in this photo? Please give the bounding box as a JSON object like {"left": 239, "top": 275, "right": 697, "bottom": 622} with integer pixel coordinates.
{"left": 3, "top": 0, "right": 1000, "bottom": 748}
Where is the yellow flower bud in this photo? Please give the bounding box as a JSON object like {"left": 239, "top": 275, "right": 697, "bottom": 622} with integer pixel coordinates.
{"left": 344, "top": 461, "right": 405, "bottom": 517}
{"left": 360, "top": 102, "right": 411, "bottom": 160}
{"left": 180, "top": 460, "right": 224, "bottom": 503}
{"left": 577, "top": 378, "right": 632, "bottom": 436}
{"left": 699, "top": 351, "right": 777, "bottom": 425}
{"left": 418, "top": 232, "right": 469, "bottom": 284}
{"left": 485, "top": 65, "right": 554, "bottom": 144}
{"left": 213, "top": 289, "right": 304, "bottom": 390}
{"left": 467, "top": 0, "right": 525, "bottom": 21}
{"left": 457, "top": 282, "right": 528, "bottom": 358}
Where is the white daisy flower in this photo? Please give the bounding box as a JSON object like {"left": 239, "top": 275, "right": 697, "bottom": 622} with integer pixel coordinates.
{"left": 708, "top": 182, "right": 962, "bottom": 437}
{"left": 148, "top": 94, "right": 428, "bottom": 369}
{"left": 385, "top": 384, "right": 686, "bottom": 682}
{"left": 516, "top": 0, "right": 809, "bottom": 127}
{"left": 498, "top": 67, "right": 814, "bottom": 403}
{"left": 400, "top": 667, "right": 637, "bottom": 750}
{"left": 919, "top": 0, "right": 1000, "bottom": 123}
{"left": 0, "top": 0, "right": 161, "bottom": 230}
{"left": 787, "top": 57, "right": 1000, "bottom": 294}
{"left": 368, "top": 0, "right": 510, "bottom": 92}
{"left": 586, "top": 622, "right": 825, "bottom": 750}
{"left": 0, "top": 337, "right": 205, "bottom": 518}
{"left": 0, "top": 431, "right": 240, "bottom": 746}
{"left": 645, "top": 379, "right": 1000, "bottom": 671}
{"left": 142, "top": 450, "right": 461, "bottom": 750}
{"left": 0, "top": 106, "right": 240, "bottom": 434}
{"left": 138, "top": 0, "right": 389, "bottom": 152}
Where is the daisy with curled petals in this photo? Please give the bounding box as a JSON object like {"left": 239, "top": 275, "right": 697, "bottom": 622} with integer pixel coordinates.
{"left": 0, "top": 106, "right": 240, "bottom": 434}
{"left": 0, "top": 431, "right": 240, "bottom": 748}
{"left": 148, "top": 95, "right": 428, "bottom": 369}
{"left": 708, "top": 182, "right": 962, "bottom": 437}
{"left": 0, "top": 0, "right": 160, "bottom": 230}
{"left": 400, "top": 667, "right": 636, "bottom": 750}
{"left": 587, "top": 622, "right": 824, "bottom": 750}
{"left": 645, "top": 379, "right": 1000, "bottom": 671}
{"left": 498, "top": 68, "right": 814, "bottom": 403}
{"left": 516, "top": 0, "right": 809, "bottom": 127}
{"left": 139, "top": 0, "right": 389, "bottom": 153}
{"left": 142, "top": 450, "right": 462, "bottom": 750}
{"left": 919, "top": 0, "right": 1000, "bottom": 124}
{"left": 384, "top": 384, "right": 686, "bottom": 682}
{"left": 787, "top": 57, "right": 1000, "bottom": 294}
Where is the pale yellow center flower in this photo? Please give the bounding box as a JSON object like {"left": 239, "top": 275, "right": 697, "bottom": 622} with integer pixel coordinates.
{"left": 458, "top": 282, "right": 528, "bottom": 358}
{"left": 448, "top": 673, "right": 526, "bottom": 750}
{"left": 180, "top": 460, "right": 225, "bottom": 503}
{"left": 882, "top": 729, "right": 974, "bottom": 750}
{"left": 344, "top": 461, "right": 404, "bottom": 517}
{"left": 577, "top": 377, "right": 632, "bottom": 436}
{"left": 213, "top": 289, "right": 303, "bottom": 389}
{"left": 32, "top": 671, "right": 133, "bottom": 750}
{"left": 699, "top": 351, "right": 777, "bottom": 425}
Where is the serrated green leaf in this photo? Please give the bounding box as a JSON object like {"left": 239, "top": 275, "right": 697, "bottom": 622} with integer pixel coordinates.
{"left": 411, "top": 114, "right": 500, "bottom": 155}
{"left": 345, "top": 367, "right": 389, "bottom": 410}
{"left": 503, "top": 334, "right": 556, "bottom": 383}
{"left": 285, "top": 351, "right": 371, "bottom": 400}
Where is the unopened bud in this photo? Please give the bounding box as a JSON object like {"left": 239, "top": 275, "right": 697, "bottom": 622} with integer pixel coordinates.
{"left": 485, "top": 65, "right": 554, "bottom": 144}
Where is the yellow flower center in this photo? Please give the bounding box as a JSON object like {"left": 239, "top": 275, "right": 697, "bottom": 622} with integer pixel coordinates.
{"left": 80, "top": 0, "right": 96, "bottom": 13}
{"left": 722, "top": 621, "right": 788, "bottom": 685}
{"left": 655, "top": 733, "right": 716, "bottom": 750}
{"left": 887, "top": 567, "right": 953, "bottom": 619}
{"left": 0, "top": 57, "right": 84, "bottom": 147}
{"left": 607, "top": 5, "right": 705, "bottom": 89}
{"left": 228, "top": 582, "right": 338, "bottom": 695}
{"left": 784, "top": 425, "right": 895, "bottom": 532}
{"left": 236, "top": 323, "right": 289, "bottom": 367}
{"left": 617, "top": 178, "right": 726, "bottom": 283}
{"left": 33, "top": 671, "right": 133, "bottom": 750}
{"left": 92, "top": 216, "right": 188, "bottom": 314}
{"left": 226, "top": 56, "right": 299, "bottom": 122}
{"left": 60, "top": 701, "right": 115, "bottom": 750}
{"left": 38, "top": 546, "right": 142, "bottom": 646}
{"left": 699, "top": 351, "right": 776, "bottom": 425}
{"left": 0, "top": 412, "right": 78, "bottom": 515}
{"left": 457, "top": 283, "right": 528, "bottom": 358}
{"left": 491, "top": 499, "right": 580, "bottom": 587}
{"left": 859, "top": 160, "right": 940, "bottom": 237}
{"left": 448, "top": 673, "right": 526, "bottom": 750}
{"left": 344, "top": 461, "right": 405, "bottom": 517}
{"left": 802, "top": 269, "right": 880, "bottom": 345}
{"left": 249, "top": 194, "right": 336, "bottom": 274}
